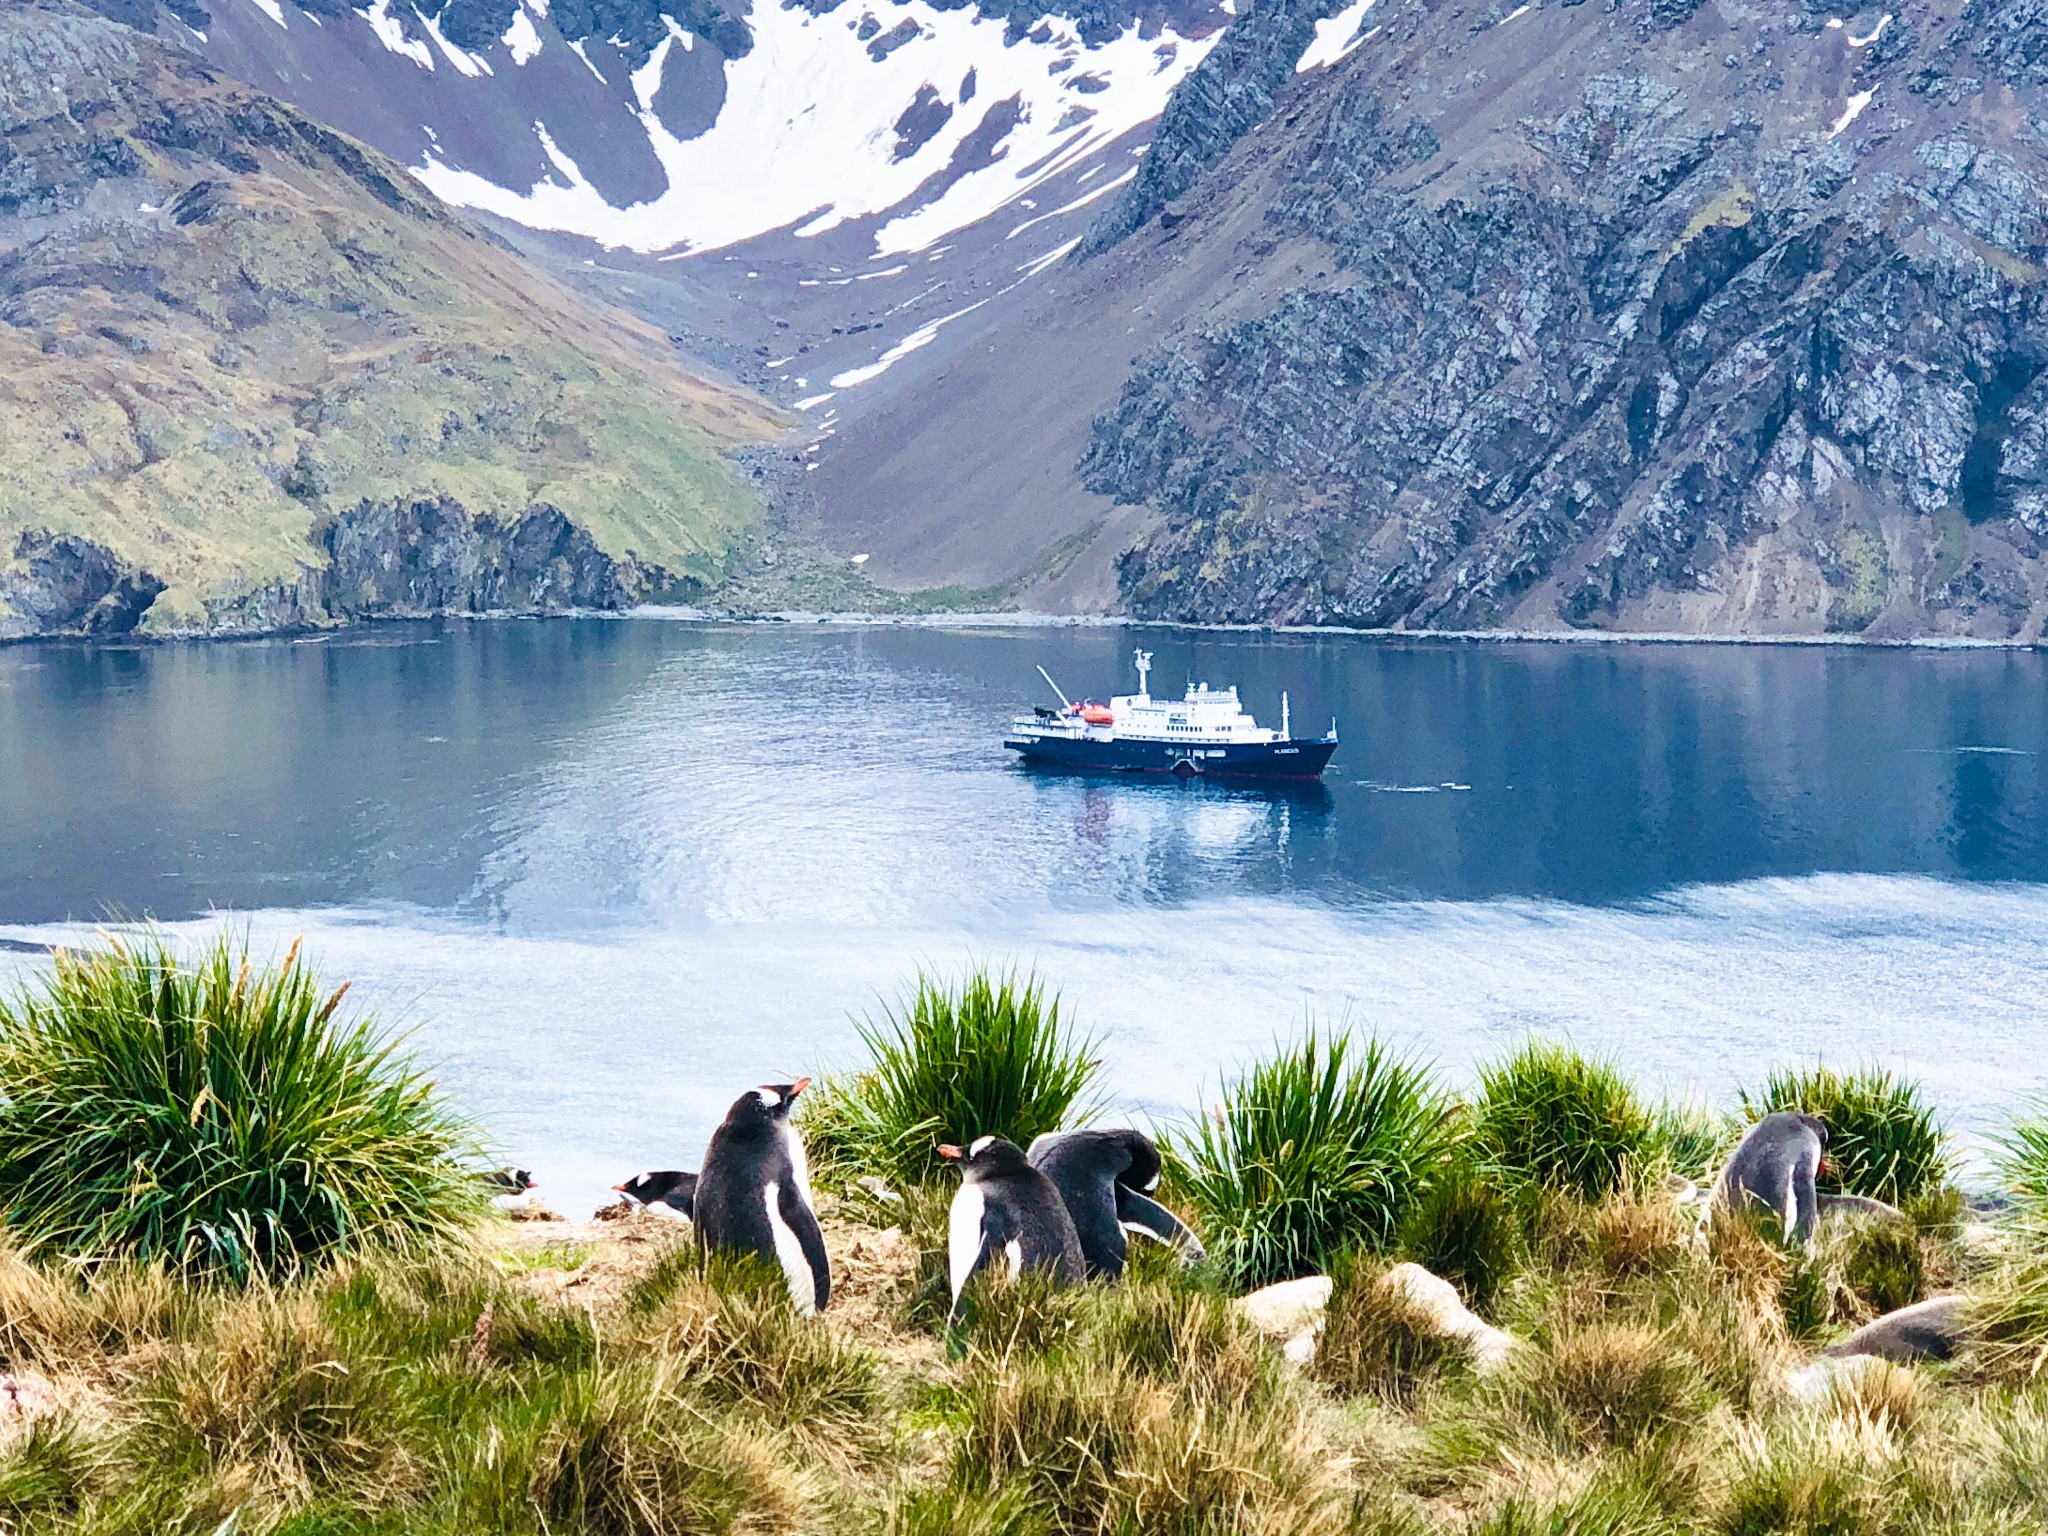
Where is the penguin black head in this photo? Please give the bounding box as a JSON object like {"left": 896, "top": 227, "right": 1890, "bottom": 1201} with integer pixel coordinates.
{"left": 723, "top": 1078, "right": 811, "bottom": 1131}
{"left": 938, "top": 1134, "right": 1031, "bottom": 1181}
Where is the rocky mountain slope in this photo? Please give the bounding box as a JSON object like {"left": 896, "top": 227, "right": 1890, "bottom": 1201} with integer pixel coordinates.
{"left": 0, "top": 0, "right": 779, "bottom": 640}
{"left": 38, "top": 0, "right": 2048, "bottom": 637}
{"left": 1077, "top": 0, "right": 2048, "bottom": 636}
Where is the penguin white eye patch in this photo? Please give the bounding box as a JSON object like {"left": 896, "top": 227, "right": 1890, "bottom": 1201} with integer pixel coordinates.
{"left": 969, "top": 1134, "right": 996, "bottom": 1155}
{"left": 755, "top": 1087, "right": 779, "bottom": 1107}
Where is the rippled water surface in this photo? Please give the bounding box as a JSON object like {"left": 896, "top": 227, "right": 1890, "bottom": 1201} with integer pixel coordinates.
{"left": 4, "top": 620, "right": 2046, "bottom": 1211}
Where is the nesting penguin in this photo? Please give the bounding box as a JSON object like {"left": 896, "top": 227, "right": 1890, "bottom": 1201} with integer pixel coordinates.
{"left": 940, "top": 1135, "right": 1083, "bottom": 1320}
{"left": 485, "top": 1168, "right": 540, "bottom": 1212}
{"left": 613, "top": 1170, "right": 700, "bottom": 1220}
{"left": 693, "top": 1080, "right": 830, "bottom": 1314}
{"left": 1027, "top": 1128, "right": 1205, "bottom": 1279}
{"left": 1715, "top": 1111, "right": 1828, "bottom": 1242}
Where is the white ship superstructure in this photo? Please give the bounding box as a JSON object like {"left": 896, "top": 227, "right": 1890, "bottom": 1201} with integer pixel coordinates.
{"left": 1004, "top": 650, "right": 1338, "bottom": 779}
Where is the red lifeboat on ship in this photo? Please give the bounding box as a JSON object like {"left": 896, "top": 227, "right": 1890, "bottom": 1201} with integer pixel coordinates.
{"left": 1078, "top": 703, "right": 1116, "bottom": 726}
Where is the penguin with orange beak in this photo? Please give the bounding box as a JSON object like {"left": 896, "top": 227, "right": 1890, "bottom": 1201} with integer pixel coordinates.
{"left": 939, "top": 1135, "right": 1082, "bottom": 1323}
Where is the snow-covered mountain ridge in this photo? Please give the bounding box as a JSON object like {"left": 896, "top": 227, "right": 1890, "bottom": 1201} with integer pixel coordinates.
{"left": 156, "top": 0, "right": 1227, "bottom": 258}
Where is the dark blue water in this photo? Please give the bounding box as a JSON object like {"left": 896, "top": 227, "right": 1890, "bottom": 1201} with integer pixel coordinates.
{"left": 4, "top": 619, "right": 2046, "bottom": 1210}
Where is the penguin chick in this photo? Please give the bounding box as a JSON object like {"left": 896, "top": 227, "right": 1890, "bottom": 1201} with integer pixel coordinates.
{"left": 940, "top": 1135, "right": 1083, "bottom": 1321}
{"left": 1027, "top": 1128, "right": 1205, "bottom": 1279}
{"left": 694, "top": 1080, "right": 830, "bottom": 1314}
{"left": 613, "top": 1170, "right": 700, "bottom": 1220}
{"left": 1716, "top": 1111, "right": 1828, "bottom": 1243}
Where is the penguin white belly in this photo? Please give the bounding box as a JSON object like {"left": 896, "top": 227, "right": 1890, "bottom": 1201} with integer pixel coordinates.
{"left": 1004, "top": 1238, "right": 1023, "bottom": 1280}
{"left": 783, "top": 1122, "right": 815, "bottom": 1207}
{"left": 762, "top": 1182, "right": 816, "bottom": 1316}
{"left": 948, "top": 1183, "right": 986, "bottom": 1303}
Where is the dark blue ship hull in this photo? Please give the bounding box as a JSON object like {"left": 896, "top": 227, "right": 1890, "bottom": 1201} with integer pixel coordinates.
{"left": 1004, "top": 733, "right": 1338, "bottom": 780}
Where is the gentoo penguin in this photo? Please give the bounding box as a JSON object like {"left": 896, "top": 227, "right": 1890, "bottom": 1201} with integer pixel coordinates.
{"left": 1716, "top": 1111, "right": 1828, "bottom": 1242}
{"left": 940, "top": 1136, "right": 1083, "bottom": 1321}
{"left": 1026, "top": 1129, "right": 1205, "bottom": 1279}
{"left": 613, "top": 1170, "right": 699, "bottom": 1220}
{"left": 485, "top": 1168, "right": 538, "bottom": 1212}
{"left": 693, "top": 1080, "right": 830, "bottom": 1314}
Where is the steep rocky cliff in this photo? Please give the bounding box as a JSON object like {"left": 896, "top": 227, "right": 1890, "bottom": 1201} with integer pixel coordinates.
{"left": 0, "top": 0, "right": 780, "bottom": 640}
{"left": 1080, "top": 0, "right": 2048, "bottom": 637}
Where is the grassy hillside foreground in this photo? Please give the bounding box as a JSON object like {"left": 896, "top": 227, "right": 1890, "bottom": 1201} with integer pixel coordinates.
{"left": 8, "top": 940, "right": 2048, "bottom": 1533}
{"left": 0, "top": 2, "right": 783, "bottom": 639}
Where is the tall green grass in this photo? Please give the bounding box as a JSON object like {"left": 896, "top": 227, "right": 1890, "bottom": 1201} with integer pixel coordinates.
{"left": 1999, "top": 1105, "right": 2048, "bottom": 1225}
{"left": 1741, "top": 1064, "right": 1952, "bottom": 1208}
{"left": 801, "top": 968, "right": 1100, "bottom": 1188}
{"left": 0, "top": 931, "right": 483, "bottom": 1279}
{"left": 1169, "top": 1031, "right": 1454, "bottom": 1288}
{"left": 1473, "top": 1041, "right": 1659, "bottom": 1202}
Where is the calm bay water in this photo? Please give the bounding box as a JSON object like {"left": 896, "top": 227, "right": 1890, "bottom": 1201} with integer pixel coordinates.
{"left": 3, "top": 619, "right": 2046, "bottom": 1211}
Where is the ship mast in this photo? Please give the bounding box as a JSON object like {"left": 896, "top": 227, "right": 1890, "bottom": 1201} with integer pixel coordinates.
{"left": 1133, "top": 648, "right": 1153, "bottom": 701}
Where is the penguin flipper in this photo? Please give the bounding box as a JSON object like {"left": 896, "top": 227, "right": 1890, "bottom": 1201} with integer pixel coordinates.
{"left": 778, "top": 1181, "right": 832, "bottom": 1312}
{"left": 1115, "top": 1186, "right": 1204, "bottom": 1260}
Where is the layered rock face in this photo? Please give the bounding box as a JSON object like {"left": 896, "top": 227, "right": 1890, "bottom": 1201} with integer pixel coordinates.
{"left": 1083, "top": 0, "right": 2048, "bottom": 637}
{"left": 0, "top": 1, "right": 779, "bottom": 640}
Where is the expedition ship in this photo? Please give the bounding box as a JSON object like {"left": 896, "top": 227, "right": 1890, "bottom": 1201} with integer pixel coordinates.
{"left": 1004, "top": 650, "right": 1339, "bottom": 780}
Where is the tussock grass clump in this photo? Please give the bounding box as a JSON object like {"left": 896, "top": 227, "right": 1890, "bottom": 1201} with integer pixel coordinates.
{"left": 1742, "top": 1065, "right": 1953, "bottom": 1210}
{"left": 1170, "top": 1030, "right": 1454, "bottom": 1287}
{"left": 133, "top": 1288, "right": 414, "bottom": 1511}
{"left": 1654, "top": 1100, "right": 1736, "bottom": 1186}
{"left": 1830, "top": 1220, "right": 1927, "bottom": 1319}
{"left": 632, "top": 1254, "right": 882, "bottom": 1442}
{"left": 1474, "top": 1472, "right": 1682, "bottom": 1536}
{"left": 803, "top": 968, "right": 1100, "bottom": 1190}
{"left": 951, "top": 1350, "right": 1344, "bottom": 1536}
{"left": 1084, "top": 1278, "right": 1276, "bottom": 1407}
{"left": 1997, "top": 1107, "right": 2048, "bottom": 1226}
{"left": 1717, "top": 1411, "right": 1912, "bottom": 1536}
{"left": 1474, "top": 1042, "right": 1659, "bottom": 1203}
{"left": 951, "top": 1266, "right": 1088, "bottom": 1359}
{"left": 1314, "top": 1257, "right": 1470, "bottom": 1405}
{"left": 0, "top": 931, "right": 483, "bottom": 1279}
{"left": 1961, "top": 1255, "right": 2048, "bottom": 1384}
{"left": 326, "top": 1249, "right": 598, "bottom": 1373}
{"left": 1396, "top": 1150, "right": 1527, "bottom": 1311}
{"left": 0, "top": 1420, "right": 97, "bottom": 1527}
{"left": 0, "top": 1241, "right": 193, "bottom": 1374}
{"left": 452, "top": 1365, "right": 813, "bottom": 1536}
{"left": 1507, "top": 1323, "right": 1713, "bottom": 1455}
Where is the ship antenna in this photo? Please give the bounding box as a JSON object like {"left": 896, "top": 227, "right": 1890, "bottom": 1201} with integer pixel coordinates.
{"left": 1036, "top": 665, "right": 1073, "bottom": 709}
{"left": 1133, "top": 649, "right": 1152, "bottom": 700}
{"left": 1282, "top": 691, "right": 1290, "bottom": 740}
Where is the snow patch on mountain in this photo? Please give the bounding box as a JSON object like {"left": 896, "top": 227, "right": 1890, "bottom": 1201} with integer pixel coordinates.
{"left": 1295, "top": 0, "right": 1374, "bottom": 71}
{"left": 421, "top": 7, "right": 494, "bottom": 75}
{"left": 503, "top": 5, "right": 543, "bottom": 63}
{"left": 364, "top": 0, "right": 434, "bottom": 67}
{"left": 411, "top": 0, "right": 1218, "bottom": 258}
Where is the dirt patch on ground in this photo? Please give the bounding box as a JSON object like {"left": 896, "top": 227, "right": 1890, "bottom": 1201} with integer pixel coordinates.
{"left": 488, "top": 1201, "right": 942, "bottom": 1369}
